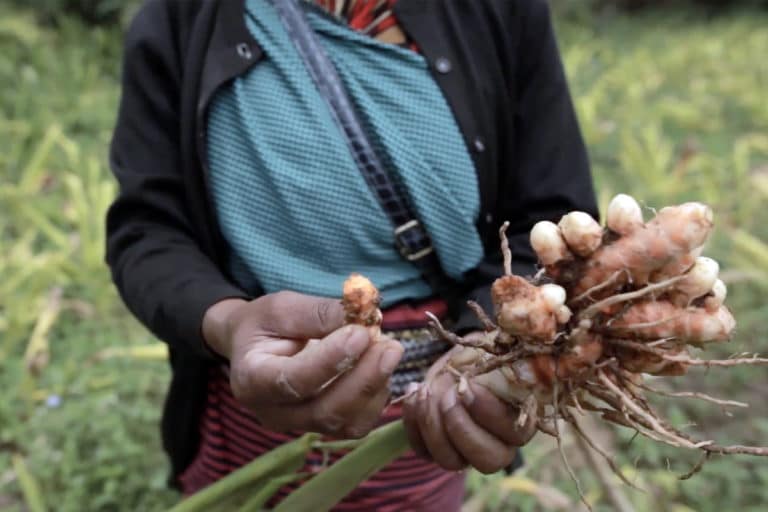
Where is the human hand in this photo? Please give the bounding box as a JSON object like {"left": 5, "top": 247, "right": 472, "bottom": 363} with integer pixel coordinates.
{"left": 202, "top": 292, "right": 403, "bottom": 438}
{"left": 401, "top": 344, "right": 537, "bottom": 473}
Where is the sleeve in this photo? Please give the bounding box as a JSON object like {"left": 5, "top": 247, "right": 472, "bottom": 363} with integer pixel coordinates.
{"left": 106, "top": 0, "right": 248, "bottom": 361}
{"left": 452, "top": 0, "right": 598, "bottom": 334}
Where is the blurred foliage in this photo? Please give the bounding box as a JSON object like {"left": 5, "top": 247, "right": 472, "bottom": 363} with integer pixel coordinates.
{"left": 556, "top": 0, "right": 768, "bottom": 16}
{"left": 0, "top": 3, "right": 177, "bottom": 511}
{"left": 0, "top": 1, "right": 767, "bottom": 511}
{"left": 602, "top": 0, "right": 768, "bottom": 9}
{"left": 6, "top": 0, "right": 140, "bottom": 26}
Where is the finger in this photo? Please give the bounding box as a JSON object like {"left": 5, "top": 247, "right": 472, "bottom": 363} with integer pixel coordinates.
{"left": 462, "top": 382, "right": 537, "bottom": 447}
{"left": 253, "top": 291, "right": 347, "bottom": 339}
{"left": 237, "top": 324, "right": 371, "bottom": 404}
{"left": 248, "top": 338, "right": 305, "bottom": 357}
{"left": 309, "top": 339, "right": 403, "bottom": 435}
{"left": 416, "top": 375, "right": 466, "bottom": 471}
{"left": 440, "top": 387, "right": 515, "bottom": 474}
{"left": 258, "top": 382, "right": 391, "bottom": 437}
{"left": 402, "top": 384, "right": 429, "bottom": 458}
{"left": 341, "top": 386, "right": 391, "bottom": 438}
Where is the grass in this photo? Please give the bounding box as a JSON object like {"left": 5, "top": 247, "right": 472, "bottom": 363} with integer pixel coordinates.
{"left": 1, "top": 3, "right": 767, "bottom": 511}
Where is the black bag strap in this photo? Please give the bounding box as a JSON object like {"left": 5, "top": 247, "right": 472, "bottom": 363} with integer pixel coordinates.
{"left": 270, "top": 0, "right": 452, "bottom": 293}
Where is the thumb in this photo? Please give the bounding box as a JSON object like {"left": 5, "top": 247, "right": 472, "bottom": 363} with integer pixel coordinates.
{"left": 252, "top": 291, "right": 347, "bottom": 339}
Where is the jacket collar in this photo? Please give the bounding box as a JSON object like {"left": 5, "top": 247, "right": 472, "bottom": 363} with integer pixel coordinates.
{"left": 198, "top": 0, "right": 262, "bottom": 123}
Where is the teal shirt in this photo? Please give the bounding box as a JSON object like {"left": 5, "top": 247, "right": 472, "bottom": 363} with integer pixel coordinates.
{"left": 207, "top": 0, "right": 484, "bottom": 306}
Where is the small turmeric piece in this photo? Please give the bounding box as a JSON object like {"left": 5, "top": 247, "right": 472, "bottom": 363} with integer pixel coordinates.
{"left": 341, "top": 273, "right": 382, "bottom": 341}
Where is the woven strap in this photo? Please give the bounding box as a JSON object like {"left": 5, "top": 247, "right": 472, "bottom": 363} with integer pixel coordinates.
{"left": 270, "top": 0, "right": 451, "bottom": 292}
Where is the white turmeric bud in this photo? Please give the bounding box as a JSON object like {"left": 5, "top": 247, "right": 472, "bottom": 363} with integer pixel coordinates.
{"left": 657, "top": 202, "right": 714, "bottom": 251}
{"left": 539, "top": 284, "right": 566, "bottom": 310}
{"left": 530, "top": 221, "right": 572, "bottom": 265}
{"left": 697, "top": 306, "right": 736, "bottom": 343}
{"left": 704, "top": 279, "right": 727, "bottom": 312}
{"left": 677, "top": 256, "right": 719, "bottom": 299}
{"left": 558, "top": 211, "right": 603, "bottom": 257}
{"left": 712, "top": 278, "right": 727, "bottom": 303}
{"left": 555, "top": 305, "right": 573, "bottom": 324}
{"left": 606, "top": 194, "right": 643, "bottom": 235}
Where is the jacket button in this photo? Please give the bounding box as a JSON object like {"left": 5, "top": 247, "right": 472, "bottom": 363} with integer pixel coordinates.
{"left": 434, "top": 57, "right": 452, "bottom": 74}
{"left": 485, "top": 213, "right": 494, "bottom": 224}
{"left": 237, "top": 42, "right": 253, "bottom": 60}
{"left": 473, "top": 136, "right": 486, "bottom": 153}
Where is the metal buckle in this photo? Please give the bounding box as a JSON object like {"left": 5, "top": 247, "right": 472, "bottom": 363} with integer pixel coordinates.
{"left": 394, "top": 220, "right": 434, "bottom": 261}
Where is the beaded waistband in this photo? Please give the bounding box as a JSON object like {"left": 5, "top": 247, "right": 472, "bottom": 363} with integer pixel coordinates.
{"left": 385, "top": 327, "right": 450, "bottom": 396}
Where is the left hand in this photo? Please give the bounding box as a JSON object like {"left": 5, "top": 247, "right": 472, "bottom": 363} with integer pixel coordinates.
{"left": 402, "top": 343, "right": 537, "bottom": 474}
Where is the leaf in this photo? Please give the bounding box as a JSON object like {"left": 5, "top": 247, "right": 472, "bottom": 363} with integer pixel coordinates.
{"left": 240, "top": 472, "right": 310, "bottom": 512}
{"left": 0, "top": 12, "right": 42, "bottom": 45}
{"left": 273, "top": 420, "right": 410, "bottom": 512}
{"left": 23, "top": 287, "right": 63, "bottom": 377}
{"left": 167, "top": 433, "right": 318, "bottom": 512}
{"left": 91, "top": 344, "right": 169, "bottom": 362}
{"left": 731, "top": 230, "right": 768, "bottom": 272}
{"left": 669, "top": 505, "right": 697, "bottom": 512}
{"left": 18, "top": 124, "right": 62, "bottom": 193}
{"left": 498, "top": 475, "right": 574, "bottom": 510}
{"left": 751, "top": 167, "right": 768, "bottom": 200}
{"left": 12, "top": 454, "right": 47, "bottom": 512}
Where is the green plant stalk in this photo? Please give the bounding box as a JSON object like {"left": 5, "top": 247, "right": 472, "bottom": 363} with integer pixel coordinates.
{"left": 312, "top": 438, "right": 366, "bottom": 451}
{"left": 273, "top": 420, "right": 410, "bottom": 512}
{"left": 198, "top": 471, "right": 309, "bottom": 512}
{"left": 12, "top": 454, "right": 46, "bottom": 512}
{"left": 167, "top": 432, "right": 318, "bottom": 512}
{"left": 240, "top": 472, "right": 311, "bottom": 512}
{"left": 731, "top": 230, "right": 768, "bottom": 270}
{"left": 23, "top": 287, "right": 63, "bottom": 376}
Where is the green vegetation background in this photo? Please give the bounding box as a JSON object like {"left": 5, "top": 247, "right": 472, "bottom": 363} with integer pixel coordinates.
{"left": 1, "top": 2, "right": 767, "bottom": 510}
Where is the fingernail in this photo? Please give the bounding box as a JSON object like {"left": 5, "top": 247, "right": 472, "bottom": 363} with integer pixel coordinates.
{"left": 344, "top": 326, "right": 369, "bottom": 357}
{"left": 379, "top": 348, "right": 402, "bottom": 375}
{"left": 440, "top": 388, "right": 457, "bottom": 413}
{"left": 418, "top": 382, "right": 431, "bottom": 401}
{"left": 405, "top": 382, "right": 420, "bottom": 395}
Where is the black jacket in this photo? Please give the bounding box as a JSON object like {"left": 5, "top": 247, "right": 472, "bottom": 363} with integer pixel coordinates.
{"left": 107, "top": 0, "right": 597, "bottom": 485}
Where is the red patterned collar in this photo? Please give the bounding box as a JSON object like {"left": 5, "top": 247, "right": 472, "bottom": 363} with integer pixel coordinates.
{"left": 313, "top": 0, "right": 400, "bottom": 36}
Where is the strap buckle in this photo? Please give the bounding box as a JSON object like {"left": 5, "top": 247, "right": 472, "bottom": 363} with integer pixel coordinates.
{"left": 394, "top": 220, "right": 434, "bottom": 262}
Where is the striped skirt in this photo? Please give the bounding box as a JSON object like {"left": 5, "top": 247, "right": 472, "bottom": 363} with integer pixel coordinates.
{"left": 179, "top": 299, "right": 465, "bottom": 511}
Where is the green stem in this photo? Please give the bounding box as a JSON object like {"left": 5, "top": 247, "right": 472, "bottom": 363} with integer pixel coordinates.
{"left": 273, "top": 420, "right": 410, "bottom": 512}
{"left": 239, "top": 472, "right": 311, "bottom": 512}
{"left": 167, "top": 433, "right": 318, "bottom": 512}
{"left": 12, "top": 455, "right": 46, "bottom": 512}
{"left": 311, "top": 438, "right": 365, "bottom": 451}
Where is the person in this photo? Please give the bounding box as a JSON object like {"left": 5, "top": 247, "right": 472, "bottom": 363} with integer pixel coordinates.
{"left": 106, "top": 0, "right": 598, "bottom": 509}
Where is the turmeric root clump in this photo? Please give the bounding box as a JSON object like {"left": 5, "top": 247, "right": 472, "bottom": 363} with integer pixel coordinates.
{"left": 340, "top": 195, "right": 767, "bottom": 505}
{"left": 409, "top": 193, "right": 768, "bottom": 505}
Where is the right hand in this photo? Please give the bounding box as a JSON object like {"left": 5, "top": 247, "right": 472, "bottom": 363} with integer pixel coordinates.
{"left": 402, "top": 345, "right": 537, "bottom": 474}
{"left": 202, "top": 291, "right": 403, "bottom": 438}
